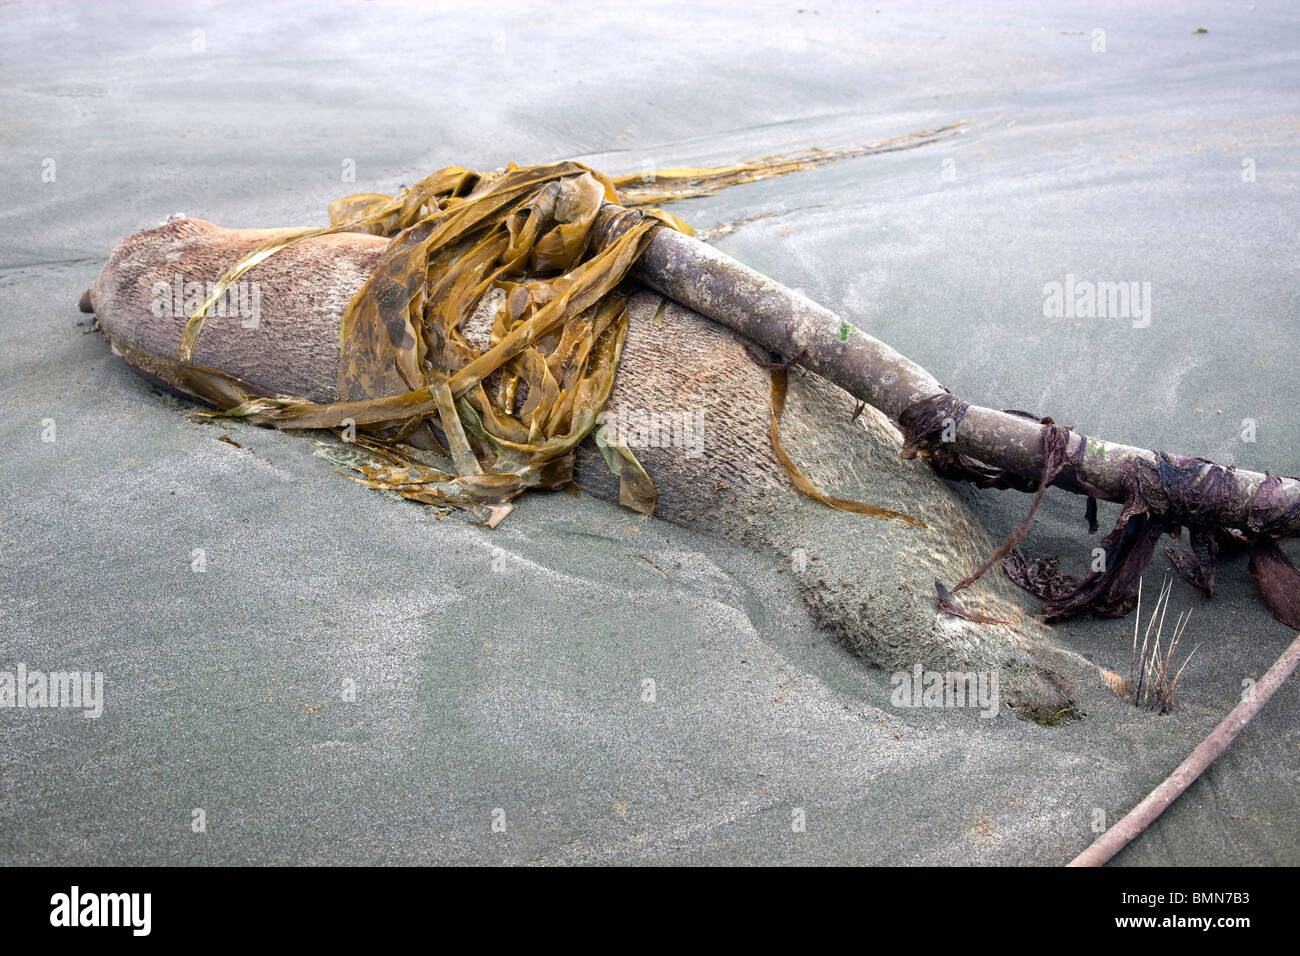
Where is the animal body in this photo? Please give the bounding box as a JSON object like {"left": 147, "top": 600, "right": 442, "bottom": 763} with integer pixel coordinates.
{"left": 83, "top": 217, "right": 1097, "bottom": 719}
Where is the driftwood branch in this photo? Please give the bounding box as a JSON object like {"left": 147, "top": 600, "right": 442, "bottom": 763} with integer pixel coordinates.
{"left": 1068, "top": 629, "right": 1300, "bottom": 866}
{"left": 598, "top": 205, "right": 1300, "bottom": 537}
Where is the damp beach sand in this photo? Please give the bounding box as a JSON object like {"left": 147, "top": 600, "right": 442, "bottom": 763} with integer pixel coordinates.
{"left": 1, "top": 1, "right": 1298, "bottom": 864}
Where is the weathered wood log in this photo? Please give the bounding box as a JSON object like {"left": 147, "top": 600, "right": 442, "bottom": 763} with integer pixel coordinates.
{"left": 598, "top": 204, "right": 1300, "bottom": 538}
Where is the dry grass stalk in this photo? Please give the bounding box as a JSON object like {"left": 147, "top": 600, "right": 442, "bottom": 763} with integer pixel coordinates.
{"left": 1128, "top": 577, "right": 1199, "bottom": 713}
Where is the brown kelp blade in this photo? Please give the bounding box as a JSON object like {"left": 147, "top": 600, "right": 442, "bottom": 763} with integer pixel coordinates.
{"left": 1247, "top": 537, "right": 1300, "bottom": 629}
{"left": 766, "top": 367, "right": 925, "bottom": 528}
{"left": 610, "top": 122, "right": 968, "bottom": 207}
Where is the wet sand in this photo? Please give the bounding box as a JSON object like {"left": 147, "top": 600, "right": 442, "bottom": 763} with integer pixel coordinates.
{"left": 1, "top": 0, "right": 1297, "bottom": 864}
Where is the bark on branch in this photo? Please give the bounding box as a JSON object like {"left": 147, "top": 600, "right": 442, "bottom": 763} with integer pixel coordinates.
{"left": 597, "top": 205, "right": 1300, "bottom": 538}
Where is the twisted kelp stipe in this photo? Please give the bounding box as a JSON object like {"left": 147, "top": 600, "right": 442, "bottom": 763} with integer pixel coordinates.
{"left": 169, "top": 133, "right": 967, "bottom": 525}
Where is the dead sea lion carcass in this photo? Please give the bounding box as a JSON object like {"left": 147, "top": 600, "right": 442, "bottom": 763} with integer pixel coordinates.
{"left": 82, "top": 213, "right": 1095, "bottom": 720}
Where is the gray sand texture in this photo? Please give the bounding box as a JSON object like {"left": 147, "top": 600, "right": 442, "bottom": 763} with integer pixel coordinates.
{"left": 1, "top": 1, "right": 1297, "bottom": 864}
